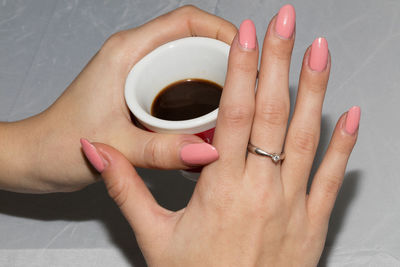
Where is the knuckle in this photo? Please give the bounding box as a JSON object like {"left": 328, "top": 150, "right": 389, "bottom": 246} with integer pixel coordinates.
{"left": 160, "top": 5, "right": 202, "bottom": 37}
{"left": 244, "top": 176, "right": 282, "bottom": 216}
{"left": 301, "top": 74, "right": 328, "bottom": 94}
{"left": 105, "top": 178, "right": 127, "bottom": 208}
{"left": 333, "top": 142, "right": 353, "bottom": 155}
{"left": 249, "top": 190, "right": 282, "bottom": 218}
{"left": 292, "top": 128, "right": 318, "bottom": 153}
{"left": 100, "top": 31, "right": 131, "bottom": 64}
{"left": 175, "top": 4, "right": 199, "bottom": 15}
{"left": 143, "top": 137, "right": 167, "bottom": 168}
{"left": 231, "top": 61, "right": 257, "bottom": 75}
{"left": 305, "top": 83, "right": 327, "bottom": 94}
{"left": 248, "top": 190, "right": 270, "bottom": 213}
{"left": 166, "top": 5, "right": 200, "bottom": 24}
{"left": 213, "top": 189, "right": 235, "bottom": 212}
{"left": 219, "top": 104, "right": 254, "bottom": 127}
{"left": 332, "top": 135, "right": 355, "bottom": 155}
{"left": 102, "top": 31, "right": 129, "bottom": 52}
{"left": 321, "top": 174, "right": 343, "bottom": 196}
{"left": 267, "top": 39, "right": 292, "bottom": 61}
{"left": 199, "top": 179, "right": 235, "bottom": 212}
{"left": 256, "top": 100, "right": 288, "bottom": 127}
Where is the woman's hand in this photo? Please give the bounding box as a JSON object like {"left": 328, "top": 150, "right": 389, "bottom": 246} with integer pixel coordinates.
{"left": 82, "top": 5, "right": 360, "bottom": 266}
{"left": 0, "top": 6, "right": 236, "bottom": 193}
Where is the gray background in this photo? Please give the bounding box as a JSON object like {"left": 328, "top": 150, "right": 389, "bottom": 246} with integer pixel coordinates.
{"left": 0, "top": 0, "right": 399, "bottom": 266}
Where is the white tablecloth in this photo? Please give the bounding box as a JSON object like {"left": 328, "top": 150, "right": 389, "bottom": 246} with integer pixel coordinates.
{"left": 1, "top": 0, "right": 400, "bottom": 266}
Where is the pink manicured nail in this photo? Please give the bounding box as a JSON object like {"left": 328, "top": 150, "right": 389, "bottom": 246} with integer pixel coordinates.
{"left": 345, "top": 106, "right": 361, "bottom": 135}
{"left": 309, "top": 37, "right": 328, "bottom": 72}
{"left": 239, "top": 19, "right": 256, "bottom": 49}
{"left": 80, "top": 138, "right": 107, "bottom": 172}
{"left": 180, "top": 143, "right": 219, "bottom": 166}
{"left": 275, "top": 4, "right": 296, "bottom": 39}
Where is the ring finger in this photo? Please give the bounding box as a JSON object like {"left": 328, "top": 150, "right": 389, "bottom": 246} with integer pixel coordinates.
{"left": 247, "top": 5, "right": 296, "bottom": 173}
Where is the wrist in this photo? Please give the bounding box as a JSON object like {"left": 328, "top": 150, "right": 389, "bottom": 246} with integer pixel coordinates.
{"left": 0, "top": 114, "right": 49, "bottom": 193}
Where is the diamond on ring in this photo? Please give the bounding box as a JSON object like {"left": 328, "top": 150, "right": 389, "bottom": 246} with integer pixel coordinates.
{"left": 272, "top": 154, "right": 280, "bottom": 163}
{"left": 247, "top": 143, "right": 285, "bottom": 163}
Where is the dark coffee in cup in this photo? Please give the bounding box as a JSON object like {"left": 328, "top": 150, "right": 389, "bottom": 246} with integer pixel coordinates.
{"left": 151, "top": 78, "right": 222, "bottom": 121}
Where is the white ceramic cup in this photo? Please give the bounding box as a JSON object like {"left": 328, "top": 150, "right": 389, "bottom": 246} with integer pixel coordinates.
{"left": 124, "top": 37, "right": 230, "bottom": 180}
{"left": 125, "top": 37, "right": 229, "bottom": 139}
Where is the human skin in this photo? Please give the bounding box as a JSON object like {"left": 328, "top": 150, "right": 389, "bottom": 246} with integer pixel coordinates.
{"left": 0, "top": 6, "right": 236, "bottom": 193}
{"left": 82, "top": 5, "right": 360, "bottom": 267}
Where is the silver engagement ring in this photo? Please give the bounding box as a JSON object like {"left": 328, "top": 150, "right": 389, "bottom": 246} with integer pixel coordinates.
{"left": 247, "top": 143, "right": 285, "bottom": 163}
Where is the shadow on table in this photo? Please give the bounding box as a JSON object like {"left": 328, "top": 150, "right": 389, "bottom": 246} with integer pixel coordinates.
{"left": 318, "top": 170, "right": 362, "bottom": 266}
{"left": 0, "top": 169, "right": 195, "bottom": 267}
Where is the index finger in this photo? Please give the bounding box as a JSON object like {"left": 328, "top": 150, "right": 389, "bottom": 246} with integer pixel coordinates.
{"left": 101, "top": 5, "right": 237, "bottom": 71}
{"left": 141, "top": 5, "right": 237, "bottom": 44}
{"left": 207, "top": 20, "right": 258, "bottom": 176}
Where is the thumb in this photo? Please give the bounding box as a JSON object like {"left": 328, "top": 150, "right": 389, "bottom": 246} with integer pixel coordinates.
{"left": 118, "top": 128, "right": 219, "bottom": 169}
{"left": 80, "top": 138, "right": 169, "bottom": 237}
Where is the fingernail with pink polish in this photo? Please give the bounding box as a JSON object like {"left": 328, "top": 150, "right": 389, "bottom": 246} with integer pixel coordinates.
{"left": 80, "top": 138, "right": 107, "bottom": 172}
{"left": 309, "top": 37, "right": 328, "bottom": 72}
{"left": 275, "top": 4, "right": 296, "bottom": 39}
{"left": 345, "top": 106, "right": 361, "bottom": 135}
{"left": 180, "top": 143, "right": 219, "bottom": 166}
{"left": 239, "top": 19, "right": 256, "bottom": 50}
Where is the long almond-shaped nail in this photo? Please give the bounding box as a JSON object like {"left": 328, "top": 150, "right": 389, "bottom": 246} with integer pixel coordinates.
{"left": 180, "top": 143, "right": 219, "bottom": 166}
{"left": 275, "top": 4, "right": 296, "bottom": 39}
{"left": 309, "top": 37, "right": 328, "bottom": 72}
{"left": 80, "top": 138, "right": 107, "bottom": 172}
{"left": 239, "top": 19, "right": 256, "bottom": 49}
{"left": 345, "top": 106, "right": 361, "bottom": 135}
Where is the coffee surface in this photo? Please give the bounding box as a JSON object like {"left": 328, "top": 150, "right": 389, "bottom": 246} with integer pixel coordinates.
{"left": 151, "top": 78, "right": 222, "bottom": 121}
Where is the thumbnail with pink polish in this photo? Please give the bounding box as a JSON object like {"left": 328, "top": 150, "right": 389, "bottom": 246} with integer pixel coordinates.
{"left": 275, "top": 4, "right": 296, "bottom": 39}
{"left": 80, "top": 138, "right": 105, "bottom": 173}
{"left": 309, "top": 37, "right": 328, "bottom": 72}
{"left": 345, "top": 106, "right": 361, "bottom": 135}
{"left": 180, "top": 143, "right": 219, "bottom": 166}
{"left": 239, "top": 19, "right": 256, "bottom": 49}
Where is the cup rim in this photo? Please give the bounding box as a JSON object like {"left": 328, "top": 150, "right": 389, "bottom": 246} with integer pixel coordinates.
{"left": 124, "top": 37, "right": 229, "bottom": 133}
